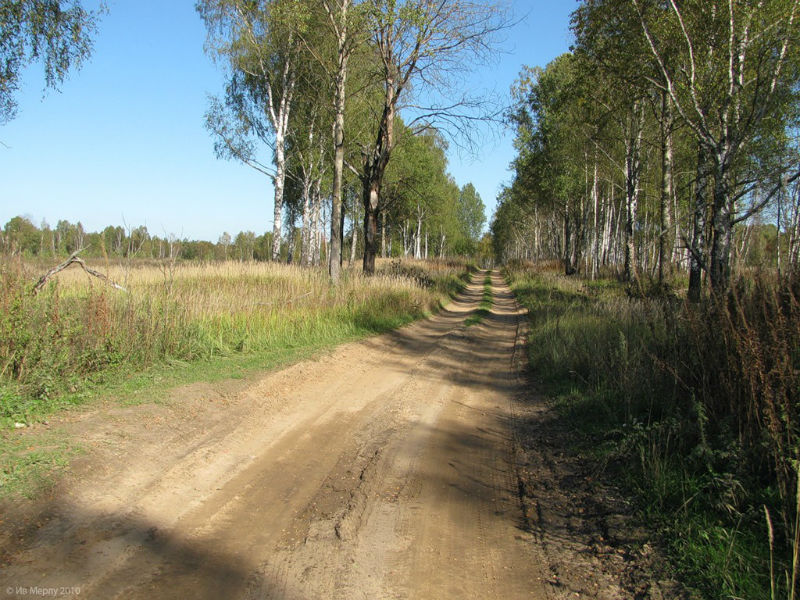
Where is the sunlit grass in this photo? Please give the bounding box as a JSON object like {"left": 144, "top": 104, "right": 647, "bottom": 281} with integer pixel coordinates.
{"left": 0, "top": 257, "right": 470, "bottom": 427}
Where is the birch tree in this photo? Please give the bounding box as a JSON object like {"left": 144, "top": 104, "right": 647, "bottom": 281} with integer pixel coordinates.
{"left": 573, "top": 0, "right": 660, "bottom": 283}
{"left": 0, "top": 0, "right": 103, "bottom": 123}
{"left": 319, "top": 0, "right": 360, "bottom": 281}
{"left": 288, "top": 0, "right": 373, "bottom": 279}
{"left": 198, "top": 0, "right": 303, "bottom": 261}
{"left": 285, "top": 36, "right": 332, "bottom": 268}
{"left": 630, "top": 0, "right": 800, "bottom": 292}
{"left": 357, "top": 0, "right": 508, "bottom": 273}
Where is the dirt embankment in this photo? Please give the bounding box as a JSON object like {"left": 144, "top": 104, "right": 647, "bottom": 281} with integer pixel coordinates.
{"left": 0, "top": 271, "right": 682, "bottom": 599}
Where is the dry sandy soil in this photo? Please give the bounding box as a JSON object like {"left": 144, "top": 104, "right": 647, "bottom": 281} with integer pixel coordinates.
{"left": 0, "top": 271, "right": 685, "bottom": 599}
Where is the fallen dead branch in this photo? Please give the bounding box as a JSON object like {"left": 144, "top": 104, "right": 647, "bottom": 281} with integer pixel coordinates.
{"left": 32, "top": 249, "right": 128, "bottom": 294}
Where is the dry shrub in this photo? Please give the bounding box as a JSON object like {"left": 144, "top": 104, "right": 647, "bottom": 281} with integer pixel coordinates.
{"left": 688, "top": 276, "right": 800, "bottom": 527}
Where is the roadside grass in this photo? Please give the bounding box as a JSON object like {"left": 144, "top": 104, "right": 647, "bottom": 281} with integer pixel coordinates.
{"left": 506, "top": 262, "right": 800, "bottom": 600}
{"left": 465, "top": 271, "right": 493, "bottom": 327}
{"left": 0, "top": 257, "right": 471, "bottom": 499}
{"left": 0, "top": 431, "right": 79, "bottom": 499}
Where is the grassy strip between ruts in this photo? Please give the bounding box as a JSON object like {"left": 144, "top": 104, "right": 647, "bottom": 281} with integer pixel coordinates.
{"left": 505, "top": 262, "right": 800, "bottom": 600}
{"left": 464, "top": 271, "right": 493, "bottom": 327}
{"left": 0, "top": 258, "right": 473, "bottom": 499}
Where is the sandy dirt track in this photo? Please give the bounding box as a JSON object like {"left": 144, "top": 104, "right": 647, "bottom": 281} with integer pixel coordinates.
{"left": 0, "top": 271, "right": 679, "bottom": 599}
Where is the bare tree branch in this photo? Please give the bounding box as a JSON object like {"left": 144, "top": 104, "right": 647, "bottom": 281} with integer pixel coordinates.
{"left": 33, "top": 249, "right": 127, "bottom": 295}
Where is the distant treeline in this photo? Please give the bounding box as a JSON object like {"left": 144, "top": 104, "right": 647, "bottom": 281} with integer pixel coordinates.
{"left": 1, "top": 205, "right": 490, "bottom": 264}
{"left": 0, "top": 216, "right": 267, "bottom": 262}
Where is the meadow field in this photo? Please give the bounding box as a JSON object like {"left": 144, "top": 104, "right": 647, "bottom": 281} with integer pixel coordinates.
{"left": 0, "top": 257, "right": 471, "bottom": 428}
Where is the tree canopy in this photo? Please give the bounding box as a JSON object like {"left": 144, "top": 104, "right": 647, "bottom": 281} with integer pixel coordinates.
{"left": 0, "top": 0, "right": 103, "bottom": 123}
{"left": 494, "top": 0, "right": 800, "bottom": 294}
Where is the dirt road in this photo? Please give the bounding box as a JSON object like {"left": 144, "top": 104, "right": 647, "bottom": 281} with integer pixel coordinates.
{"left": 0, "top": 271, "right": 676, "bottom": 599}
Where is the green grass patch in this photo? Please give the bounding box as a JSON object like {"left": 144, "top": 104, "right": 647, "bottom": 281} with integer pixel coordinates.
{"left": 97, "top": 302, "right": 431, "bottom": 408}
{"left": 465, "top": 271, "right": 494, "bottom": 327}
{"left": 1, "top": 260, "right": 470, "bottom": 428}
{"left": 0, "top": 429, "right": 79, "bottom": 499}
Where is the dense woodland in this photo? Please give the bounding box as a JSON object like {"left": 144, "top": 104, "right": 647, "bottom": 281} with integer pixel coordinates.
{"left": 494, "top": 0, "right": 800, "bottom": 297}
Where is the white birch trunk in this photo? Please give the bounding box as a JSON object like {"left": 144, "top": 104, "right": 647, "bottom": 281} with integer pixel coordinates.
{"left": 591, "top": 159, "right": 599, "bottom": 280}
{"left": 414, "top": 204, "right": 422, "bottom": 259}
{"left": 350, "top": 208, "right": 358, "bottom": 265}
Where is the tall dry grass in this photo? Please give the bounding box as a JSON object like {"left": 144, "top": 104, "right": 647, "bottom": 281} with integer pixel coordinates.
{"left": 507, "top": 262, "right": 800, "bottom": 599}
{"left": 0, "top": 257, "right": 470, "bottom": 425}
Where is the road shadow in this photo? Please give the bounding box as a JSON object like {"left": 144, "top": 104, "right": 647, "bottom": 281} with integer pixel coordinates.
{"left": 0, "top": 495, "right": 308, "bottom": 600}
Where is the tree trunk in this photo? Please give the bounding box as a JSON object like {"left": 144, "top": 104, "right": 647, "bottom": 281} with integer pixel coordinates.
{"left": 329, "top": 66, "right": 347, "bottom": 279}
{"left": 563, "top": 205, "right": 574, "bottom": 275}
{"left": 789, "top": 183, "right": 800, "bottom": 272}
{"left": 360, "top": 67, "right": 396, "bottom": 275}
{"left": 271, "top": 144, "right": 286, "bottom": 261}
{"left": 326, "top": 0, "right": 350, "bottom": 282}
{"left": 319, "top": 184, "right": 328, "bottom": 266}
{"left": 301, "top": 172, "right": 313, "bottom": 267}
{"left": 623, "top": 102, "right": 644, "bottom": 283}
{"left": 338, "top": 197, "right": 346, "bottom": 268}
{"left": 349, "top": 205, "right": 358, "bottom": 265}
{"left": 380, "top": 210, "right": 387, "bottom": 258}
{"left": 709, "top": 161, "right": 733, "bottom": 293}
{"left": 415, "top": 203, "right": 423, "bottom": 259}
{"left": 776, "top": 185, "right": 783, "bottom": 278}
{"left": 312, "top": 178, "right": 322, "bottom": 267}
{"left": 269, "top": 57, "right": 295, "bottom": 263}
{"left": 624, "top": 177, "right": 637, "bottom": 282}
{"left": 642, "top": 209, "right": 649, "bottom": 274}
{"left": 658, "top": 90, "right": 674, "bottom": 284}
{"left": 576, "top": 191, "right": 588, "bottom": 275}
{"left": 689, "top": 145, "right": 710, "bottom": 302}
{"left": 602, "top": 188, "right": 613, "bottom": 266}
{"left": 287, "top": 224, "right": 295, "bottom": 264}
{"left": 362, "top": 181, "right": 380, "bottom": 274}
{"left": 591, "top": 158, "right": 599, "bottom": 280}
{"left": 613, "top": 191, "right": 624, "bottom": 267}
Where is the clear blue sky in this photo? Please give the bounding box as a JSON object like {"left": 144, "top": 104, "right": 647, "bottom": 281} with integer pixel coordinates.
{"left": 0, "top": 0, "right": 575, "bottom": 242}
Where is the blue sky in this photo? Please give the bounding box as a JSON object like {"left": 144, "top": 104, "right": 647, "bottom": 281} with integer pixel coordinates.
{"left": 0, "top": 1, "right": 575, "bottom": 242}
